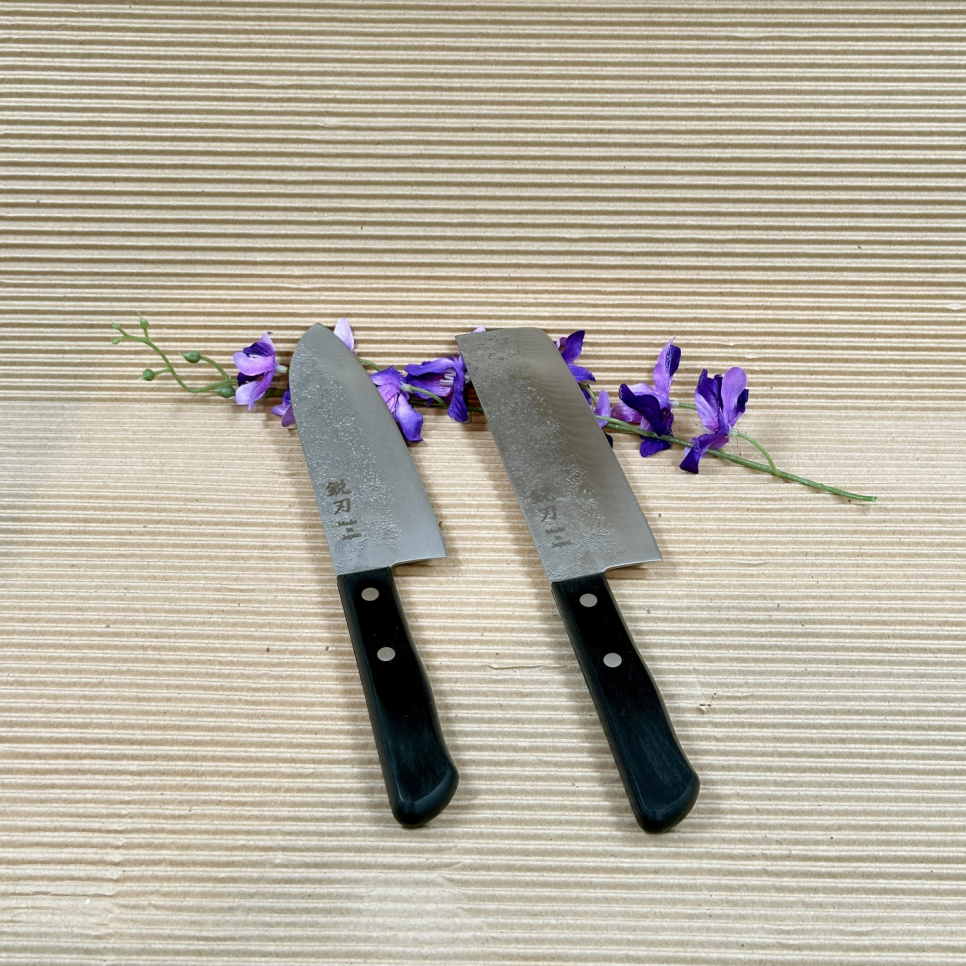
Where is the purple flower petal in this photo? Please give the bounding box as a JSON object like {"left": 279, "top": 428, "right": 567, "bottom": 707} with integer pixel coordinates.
{"left": 567, "top": 364, "right": 595, "bottom": 384}
{"left": 639, "top": 436, "right": 671, "bottom": 458}
{"left": 556, "top": 330, "right": 585, "bottom": 365}
{"left": 272, "top": 387, "right": 295, "bottom": 427}
{"left": 693, "top": 366, "right": 749, "bottom": 437}
{"left": 652, "top": 341, "right": 680, "bottom": 401}
{"left": 611, "top": 382, "right": 655, "bottom": 423}
{"left": 593, "top": 389, "right": 614, "bottom": 445}
{"left": 592, "top": 388, "right": 611, "bottom": 427}
{"left": 721, "top": 366, "right": 749, "bottom": 426}
{"left": 404, "top": 357, "right": 457, "bottom": 384}
{"left": 554, "top": 330, "right": 596, "bottom": 387}
{"left": 233, "top": 332, "right": 280, "bottom": 409}
{"left": 618, "top": 384, "right": 673, "bottom": 436}
{"left": 233, "top": 332, "right": 277, "bottom": 377}
{"left": 693, "top": 369, "right": 722, "bottom": 433}
{"left": 679, "top": 431, "right": 731, "bottom": 473}
{"left": 370, "top": 366, "right": 423, "bottom": 441}
{"left": 234, "top": 371, "right": 274, "bottom": 410}
{"left": 679, "top": 442, "right": 702, "bottom": 474}
{"left": 334, "top": 317, "right": 355, "bottom": 351}
{"left": 446, "top": 378, "right": 469, "bottom": 422}
{"left": 612, "top": 341, "right": 678, "bottom": 424}
{"left": 371, "top": 365, "right": 406, "bottom": 402}
{"left": 404, "top": 354, "right": 469, "bottom": 423}
{"left": 391, "top": 394, "right": 423, "bottom": 442}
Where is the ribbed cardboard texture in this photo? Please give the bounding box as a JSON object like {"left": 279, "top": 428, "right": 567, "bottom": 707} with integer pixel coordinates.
{"left": 2, "top": 2, "right": 964, "bottom": 963}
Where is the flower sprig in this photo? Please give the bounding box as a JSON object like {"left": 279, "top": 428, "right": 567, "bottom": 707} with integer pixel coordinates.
{"left": 112, "top": 317, "right": 876, "bottom": 502}
{"left": 111, "top": 318, "right": 238, "bottom": 396}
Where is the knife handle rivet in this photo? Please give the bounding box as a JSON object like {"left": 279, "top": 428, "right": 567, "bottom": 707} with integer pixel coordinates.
{"left": 579, "top": 593, "right": 598, "bottom": 608}
{"left": 603, "top": 652, "right": 623, "bottom": 668}
{"left": 376, "top": 647, "right": 396, "bottom": 662}
{"left": 361, "top": 587, "right": 380, "bottom": 602}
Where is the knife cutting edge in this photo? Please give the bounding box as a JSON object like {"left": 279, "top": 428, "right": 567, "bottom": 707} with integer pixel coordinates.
{"left": 289, "top": 323, "right": 459, "bottom": 827}
{"left": 456, "top": 327, "right": 699, "bottom": 833}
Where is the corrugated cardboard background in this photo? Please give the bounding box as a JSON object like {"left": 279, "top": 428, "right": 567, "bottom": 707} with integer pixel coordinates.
{"left": 2, "top": 2, "right": 964, "bottom": 963}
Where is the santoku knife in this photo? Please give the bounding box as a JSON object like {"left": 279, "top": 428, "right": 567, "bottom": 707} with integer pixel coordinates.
{"left": 457, "top": 327, "right": 698, "bottom": 833}
{"left": 290, "top": 323, "right": 458, "bottom": 827}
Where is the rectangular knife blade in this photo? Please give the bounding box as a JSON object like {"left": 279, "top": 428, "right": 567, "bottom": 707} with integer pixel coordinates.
{"left": 457, "top": 326, "right": 698, "bottom": 833}
{"left": 290, "top": 323, "right": 458, "bottom": 827}
{"left": 456, "top": 327, "right": 660, "bottom": 581}
{"left": 290, "top": 324, "right": 446, "bottom": 575}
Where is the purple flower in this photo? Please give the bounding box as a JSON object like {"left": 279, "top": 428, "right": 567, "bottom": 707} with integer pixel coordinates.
{"left": 679, "top": 367, "right": 749, "bottom": 474}
{"left": 555, "top": 330, "right": 596, "bottom": 398}
{"left": 404, "top": 355, "right": 469, "bottom": 422}
{"left": 592, "top": 388, "right": 614, "bottom": 446}
{"left": 612, "top": 340, "right": 680, "bottom": 424}
{"left": 615, "top": 341, "right": 681, "bottom": 457}
{"left": 272, "top": 387, "right": 295, "bottom": 427}
{"left": 371, "top": 367, "right": 423, "bottom": 442}
{"left": 334, "top": 316, "right": 354, "bottom": 351}
{"left": 234, "top": 332, "right": 279, "bottom": 409}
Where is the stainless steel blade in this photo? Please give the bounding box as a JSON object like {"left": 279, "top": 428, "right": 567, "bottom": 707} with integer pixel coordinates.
{"left": 289, "top": 323, "right": 446, "bottom": 575}
{"left": 456, "top": 327, "right": 660, "bottom": 582}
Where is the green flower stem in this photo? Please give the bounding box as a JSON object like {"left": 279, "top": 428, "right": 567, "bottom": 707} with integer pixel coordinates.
{"left": 599, "top": 416, "right": 876, "bottom": 502}
{"left": 404, "top": 384, "right": 448, "bottom": 408}
{"left": 733, "top": 430, "right": 778, "bottom": 473}
{"left": 113, "top": 321, "right": 234, "bottom": 395}
{"left": 357, "top": 357, "right": 381, "bottom": 370}
{"left": 674, "top": 398, "right": 786, "bottom": 477}
{"left": 194, "top": 353, "right": 232, "bottom": 383}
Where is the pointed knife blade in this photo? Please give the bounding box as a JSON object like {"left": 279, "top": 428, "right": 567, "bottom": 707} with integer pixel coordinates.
{"left": 289, "top": 323, "right": 446, "bottom": 574}
{"left": 457, "top": 327, "right": 698, "bottom": 833}
{"left": 289, "top": 323, "right": 457, "bottom": 827}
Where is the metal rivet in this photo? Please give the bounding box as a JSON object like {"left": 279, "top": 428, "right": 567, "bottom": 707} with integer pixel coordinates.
{"left": 377, "top": 647, "right": 396, "bottom": 662}
{"left": 603, "top": 652, "right": 622, "bottom": 668}
{"left": 579, "top": 593, "right": 598, "bottom": 608}
{"left": 361, "top": 587, "right": 380, "bottom": 602}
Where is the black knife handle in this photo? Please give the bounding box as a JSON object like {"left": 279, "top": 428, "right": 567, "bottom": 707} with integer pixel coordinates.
{"left": 336, "top": 568, "right": 459, "bottom": 827}
{"left": 550, "top": 573, "right": 699, "bottom": 833}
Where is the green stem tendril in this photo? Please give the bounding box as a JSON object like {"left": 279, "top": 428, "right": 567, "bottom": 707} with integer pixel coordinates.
{"left": 357, "top": 357, "right": 381, "bottom": 371}
{"left": 672, "top": 399, "right": 775, "bottom": 471}
{"left": 733, "top": 429, "right": 778, "bottom": 473}
{"left": 112, "top": 319, "right": 234, "bottom": 395}
{"left": 600, "top": 415, "right": 876, "bottom": 502}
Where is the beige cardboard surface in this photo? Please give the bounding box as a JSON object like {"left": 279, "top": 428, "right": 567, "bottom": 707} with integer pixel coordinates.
{"left": 2, "top": 2, "right": 965, "bottom": 963}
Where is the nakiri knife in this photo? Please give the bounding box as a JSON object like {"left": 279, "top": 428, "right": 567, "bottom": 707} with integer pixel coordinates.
{"left": 289, "top": 323, "right": 458, "bottom": 827}
{"left": 456, "top": 327, "right": 698, "bottom": 833}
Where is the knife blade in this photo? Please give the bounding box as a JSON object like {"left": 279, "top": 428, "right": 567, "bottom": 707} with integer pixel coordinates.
{"left": 456, "top": 327, "right": 698, "bottom": 833}
{"left": 289, "top": 323, "right": 458, "bottom": 827}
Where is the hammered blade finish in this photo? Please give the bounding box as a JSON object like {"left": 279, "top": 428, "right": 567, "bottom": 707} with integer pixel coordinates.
{"left": 290, "top": 324, "right": 446, "bottom": 575}
{"left": 457, "top": 327, "right": 660, "bottom": 582}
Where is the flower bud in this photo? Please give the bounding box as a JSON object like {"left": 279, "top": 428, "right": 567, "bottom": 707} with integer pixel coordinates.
{"left": 183, "top": 350, "right": 201, "bottom": 363}
{"left": 217, "top": 385, "right": 235, "bottom": 398}
{"left": 141, "top": 368, "right": 156, "bottom": 381}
